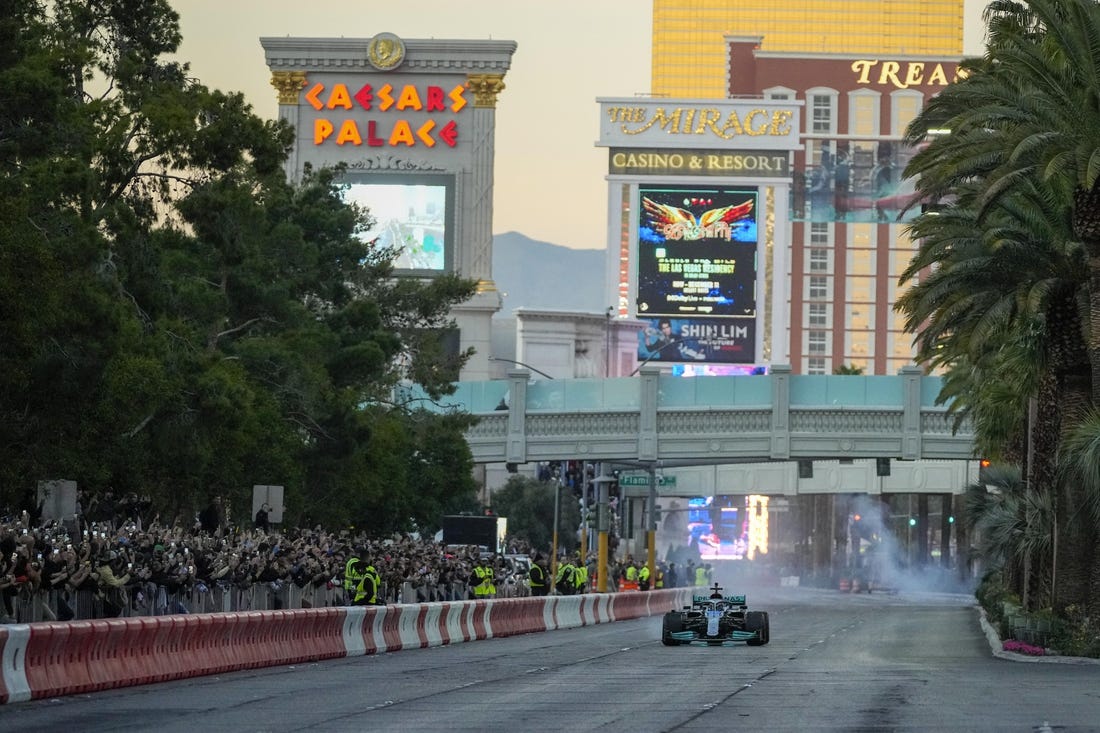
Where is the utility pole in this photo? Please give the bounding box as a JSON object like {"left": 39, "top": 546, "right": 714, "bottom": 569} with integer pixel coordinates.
{"left": 646, "top": 464, "right": 658, "bottom": 585}
{"left": 550, "top": 460, "right": 565, "bottom": 591}
{"left": 594, "top": 463, "right": 616, "bottom": 592}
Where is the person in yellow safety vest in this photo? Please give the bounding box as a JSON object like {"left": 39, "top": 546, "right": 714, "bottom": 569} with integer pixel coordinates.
{"left": 529, "top": 554, "right": 548, "bottom": 596}
{"left": 555, "top": 557, "right": 576, "bottom": 595}
{"left": 471, "top": 556, "right": 496, "bottom": 598}
{"left": 344, "top": 549, "right": 367, "bottom": 604}
{"left": 655, "top": 565, "right": 665, "bottom": 589}
{"left": 638, "top": 563, "right": 651, "bottom": 591}
{"left": 573, "top": 558, "right": 588, "bottom": 594}
{"left": 694, "top": 563, "right": 711, "bottom": 587}
{"left": 354, "top": 560, "right": 380, "bottom": 605}
{"left": 622, "top": 559, "right": 640, "bottom": 591}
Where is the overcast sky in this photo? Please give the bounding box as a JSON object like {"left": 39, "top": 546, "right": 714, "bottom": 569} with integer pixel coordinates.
{"left": 172, "top": 0, "right": 990, "bottom": 252}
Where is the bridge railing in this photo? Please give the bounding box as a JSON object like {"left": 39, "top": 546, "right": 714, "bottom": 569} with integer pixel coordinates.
{"left": 404, "top": 365, "right": 974, "bottom": 465}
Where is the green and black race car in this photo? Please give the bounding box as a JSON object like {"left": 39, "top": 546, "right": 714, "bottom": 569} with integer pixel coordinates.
{"left": 662, "top": 583, "right": 770, "bottom": 646}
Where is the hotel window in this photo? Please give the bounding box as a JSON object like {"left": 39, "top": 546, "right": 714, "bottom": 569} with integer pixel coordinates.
{"left": 849, "top": 90, "right": 881, "bottom": 137}
{"left": 810, "top": 247, "right": 829, "bottom": 272}
{"left": 765, "top": 86, "right": 796, "bottom": 101}
{"left": 809, "top": 222, "right": 830, "bottom": 246}
{"left": 806, "top": 87, "right": 838, "bottom": 135}
{"left": 809, "top": 303, "right": 827, "bottom": 327}
{"left": 808, "top": 331, "right": 827, "bottom": 354}
{"left": 807, "top": 357, "right": 827, "bottom": 375}
{"left": 809, "top": 276, "right": 828, "bottom": 299}
{"left": 891, "top": 90, "right": 924, "bottom": 136}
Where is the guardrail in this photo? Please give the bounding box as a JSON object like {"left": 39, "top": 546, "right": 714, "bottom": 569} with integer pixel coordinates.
{"left": 0, "top": 588, "right": 689, "bottom": 704}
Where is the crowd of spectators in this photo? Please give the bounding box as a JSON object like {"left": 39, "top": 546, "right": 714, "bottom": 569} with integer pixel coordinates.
{"left": 0, "top": 494, "right": 539, "bottom": 624}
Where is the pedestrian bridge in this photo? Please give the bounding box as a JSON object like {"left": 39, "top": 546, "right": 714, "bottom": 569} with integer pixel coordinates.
{"left": 406, "top": 365, "right": 976, "bottom": 473}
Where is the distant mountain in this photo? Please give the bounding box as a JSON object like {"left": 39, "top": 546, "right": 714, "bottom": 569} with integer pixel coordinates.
{"left": 491, "top": 231, "right": 608, "bottom": 315}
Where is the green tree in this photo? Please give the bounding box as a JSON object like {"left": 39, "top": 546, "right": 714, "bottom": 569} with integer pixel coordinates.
{"left": 489, "top": 475, "right": 581, "bottom": 554}
{"left": 964, "top": 463, "right": 1054, "bottom": 610}
{"left": 901, "top": 0, "right": 1100, "bottom": 614}
{"left": 0, "top": 1, "right": 478, "bottom": 532}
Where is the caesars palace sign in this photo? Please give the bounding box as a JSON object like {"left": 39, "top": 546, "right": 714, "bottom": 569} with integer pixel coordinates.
{"left": 305, "top": 81, "right": 469, "bottom": 148}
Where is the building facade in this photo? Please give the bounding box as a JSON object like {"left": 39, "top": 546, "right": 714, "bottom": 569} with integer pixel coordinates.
{"left": 261, "top": 34, "right": 516, "bottom": 380}
{"left": 652, "top": 0, "right": 965, "bottom": 99}
{"left": 728, "top": 41, "right": 962, "bottom": 375}
{"left": 645, "top": 3, "right": 967, "bottom": 375}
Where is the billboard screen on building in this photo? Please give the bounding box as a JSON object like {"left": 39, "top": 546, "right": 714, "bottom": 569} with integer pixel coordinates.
{"left": 636, "top": 184, "right": 759, "bottom": 364}
{"left": 638, "top": 316, "right": 757, "bottom": 364}
{"left": 341, "top": 173, "right": 454, "bottom": 275}
{"left": 636, "top": 184, "right": 758, "bottom": 319}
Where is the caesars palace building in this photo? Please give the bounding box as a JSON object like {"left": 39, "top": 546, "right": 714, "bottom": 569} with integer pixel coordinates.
{"left": 261, "top": 33, "right": 516, "bottom": 382}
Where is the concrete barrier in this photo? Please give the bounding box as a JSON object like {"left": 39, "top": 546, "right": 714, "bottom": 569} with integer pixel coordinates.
{"left": 0, "top": 588, "right": 689, "bottom": 704}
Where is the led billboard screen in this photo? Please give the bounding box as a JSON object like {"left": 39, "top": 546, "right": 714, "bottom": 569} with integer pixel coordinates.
{"left": 638, "top": 316, "right": 757, "bottom": 364}
{"left": 341, "top": 173, "right": 454, "bottom": 275}
{"left": 636, "top": 184, "right": 758, "bottom": 319}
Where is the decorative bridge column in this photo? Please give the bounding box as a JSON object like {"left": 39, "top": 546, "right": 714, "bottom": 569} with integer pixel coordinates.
{"left": 638, "top": 366, "right": 661, "bottom": 461}
{"left": 505, "top": 370, "right": 528, "bottom": 464}
{"left": 900, "top": 365, "right": 923, "bottom": 460}
{"left": 769, "top": 364, "right": 792, "bottom": 459}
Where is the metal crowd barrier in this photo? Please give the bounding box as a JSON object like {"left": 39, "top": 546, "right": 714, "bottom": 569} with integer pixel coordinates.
{"left": 0, "top": 579, "right": 472, "bottom": 624}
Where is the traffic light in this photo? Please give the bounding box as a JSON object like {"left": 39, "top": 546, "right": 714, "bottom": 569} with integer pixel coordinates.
{"left": 876, "top": 457, "right": 891, "bottom": 477}
{"left": 908, "top": 517, "right": 917, "bottom": 527}
{"left": 979, "top": 458, "right": 992, "bottom": 484}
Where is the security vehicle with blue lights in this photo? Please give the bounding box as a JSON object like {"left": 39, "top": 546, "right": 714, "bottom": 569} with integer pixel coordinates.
{"left": 662, "top": 583, "right": 770, "bottom": 646}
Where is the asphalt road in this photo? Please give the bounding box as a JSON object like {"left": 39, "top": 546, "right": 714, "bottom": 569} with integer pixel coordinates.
{"left": 3, "top": 584, "right": 1099, "bottom": 732}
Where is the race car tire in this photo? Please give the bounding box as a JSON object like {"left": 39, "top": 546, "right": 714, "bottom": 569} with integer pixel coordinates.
{"left": 662, "top": 612, "right": 684, "bottom": 646}
{"left": 745, "top": 610, "right": 770, "bottom": 646}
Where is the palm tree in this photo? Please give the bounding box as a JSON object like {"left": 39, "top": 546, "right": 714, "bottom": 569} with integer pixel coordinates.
{"left": 900, "top": 0, "right": 1100, "bottom": 614}
{"left": 964, "top": 463, "right": 1055, "bottom": 610}
{"left": 906, "top": 0, "right": 1100, "bottom": 402}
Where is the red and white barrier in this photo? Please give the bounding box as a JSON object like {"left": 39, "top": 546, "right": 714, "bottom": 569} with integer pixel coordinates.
{"left": 0, "top": 588, "right": 688, "bottom": 704}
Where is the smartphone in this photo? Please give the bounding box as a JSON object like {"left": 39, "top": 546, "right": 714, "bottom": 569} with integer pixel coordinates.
{"left": 128, "top": 563, "right": 133, "bottom": 570}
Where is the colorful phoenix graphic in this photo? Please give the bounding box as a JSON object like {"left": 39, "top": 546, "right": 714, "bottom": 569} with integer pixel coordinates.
{"left": 642, "top": 197, "right": 754, "bottom": 241}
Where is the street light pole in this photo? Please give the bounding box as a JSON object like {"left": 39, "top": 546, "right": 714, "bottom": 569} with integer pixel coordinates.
{"left": 630, "top": 338, "right": 691, "bottom": 376}
{"left": 488, "top": 357, "right": 556, "bottom": 380}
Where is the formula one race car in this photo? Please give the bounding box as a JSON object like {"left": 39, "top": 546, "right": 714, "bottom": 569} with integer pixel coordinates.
{"left": 662, "top": 583, "right": 770, "bottom": 646}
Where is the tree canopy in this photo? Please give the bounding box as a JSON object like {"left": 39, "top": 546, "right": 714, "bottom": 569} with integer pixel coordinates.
{"left": 0, "top": 0, "right": 480, "bottom": 532}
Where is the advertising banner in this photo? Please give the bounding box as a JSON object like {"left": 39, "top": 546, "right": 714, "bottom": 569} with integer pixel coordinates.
{"left": 637, "top": 316, "right": 756, "bottom": 364}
